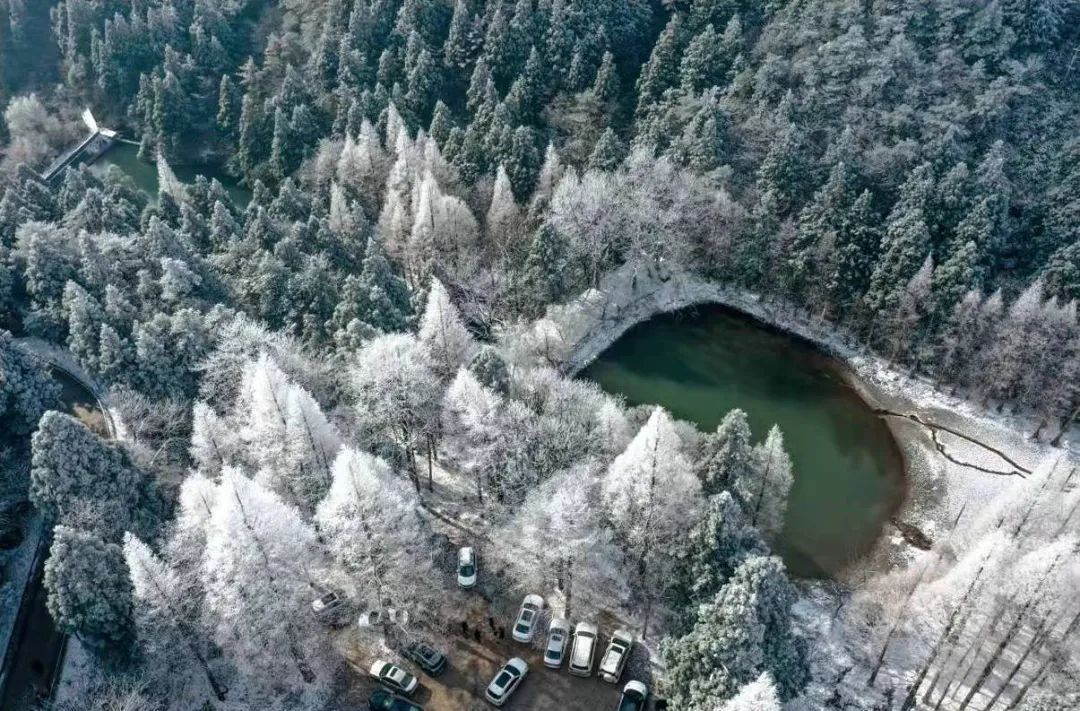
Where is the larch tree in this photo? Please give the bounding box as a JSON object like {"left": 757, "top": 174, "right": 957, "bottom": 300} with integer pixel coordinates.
{"left": 123, "top": 534, "right": 228, "bottom": 702}
{"left": 351, "top": 332, "right": 441, "bottom": 491}
{"left": 200, "top": 469, "right": 332, "bottom": 707}
{"left": 315, "top": 447, "right": 432, "bottom": 614}
{"left": 720, "top": 672, "right": 782, "bottom": 711}
{"left": 417, "top": 277, "right": 476, "bottom": 382}
{"left": 501, "top": 465, "right": 628, "bottom": 619}
{"left": 601, "top": 407, "right": 702, "bottom": 637}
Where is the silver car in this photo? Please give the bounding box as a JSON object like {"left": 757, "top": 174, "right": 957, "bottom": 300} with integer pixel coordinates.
{"left": 511, "top": 594, "right": 544, "bottom": 643}
{"left": 485, "top": 657, "right": 528, "bottom": 707}
{"left": 543, "top": 618, "right": 570, "bottom": 668}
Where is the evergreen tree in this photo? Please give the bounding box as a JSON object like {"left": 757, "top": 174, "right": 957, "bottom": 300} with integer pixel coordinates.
{"left": 592, "top": 50, "right": 619, "bottom": 102}
{"left": 44, "top": 525, "right": 133, "bottom": 648}
{"left": 662, "top": 555, "right": 809, "bottom": 705}
{"left": 588, "top": 128, "right": 626, "bottom": 172}
{"left": 680, "top": 24, "right": 721, "bottom": 93}
{"left": 635, "top": 16, "right": 680, "bottom": 117}
{"left": 701, "top": 409, "right": 755, "bottom": 496}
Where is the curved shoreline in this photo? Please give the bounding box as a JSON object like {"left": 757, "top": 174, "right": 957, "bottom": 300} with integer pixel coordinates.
{"left": 541, "top": 263, "right": 1048, "bottom": 579}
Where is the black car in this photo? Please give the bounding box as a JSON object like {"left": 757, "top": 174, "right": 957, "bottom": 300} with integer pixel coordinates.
{"left": 402, "top": 641, "right": 447, "bottom": 676}
{"left": 369, "top": 690, "right": 423, "bottom": 711}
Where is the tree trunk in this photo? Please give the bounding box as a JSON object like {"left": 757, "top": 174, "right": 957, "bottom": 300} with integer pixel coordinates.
{"left": 983, "top": 618, "right": 1052, "bottom": 710}
{"left": 868, "top": 504, "right": 967, "bottom": 687}
{"left": 1031, "top": 417, "right": 1048, "bottom": 442}
{"left": 1050, "top": 401, "right": 1080, "bottom": 447}
{"left": 904, "top": 543, "right": 994, "bottom": 710}
{"left": 426, "top": 436, "right": 434, "bottom": 492}
{"left": 956, "top": 554, "right": 1063, "bottom": 710}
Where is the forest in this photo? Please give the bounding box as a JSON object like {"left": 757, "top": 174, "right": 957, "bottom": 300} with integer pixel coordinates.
{"left": 0, "top": 0, "right": 1077, "bottom": 709}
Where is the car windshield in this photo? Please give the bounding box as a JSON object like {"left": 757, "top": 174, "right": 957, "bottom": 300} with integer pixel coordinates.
{"left": 520, "top": 609, "right": 534, "bottom": 622}
{"left": 459, "top": 563, "right": 475, "bottom": 576}
{"left": 619, "top": 695, "right": 643, "bottom": 711}
{"left": 495, "top": 671, "right": 513, "bottom": 688}
{"left": 545, "top": 648, "right": 560, "bottom": 659}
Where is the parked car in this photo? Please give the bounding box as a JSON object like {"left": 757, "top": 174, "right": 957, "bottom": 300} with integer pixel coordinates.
{"left": 568, "top": 622, "right": 598, "bottom": 677}
{"left": 599, "top": 629, "right": 634, "bottom": 683}
{"left": 310, "top": 589, "right": 350, "bottom": 627}
{"left": 369, "top": 690, "right": 424, "bottom": 711}
{"left": 543, "top": 618, "right": 570, "bottom": 668}
{"left": 617, "top": 681, "right": 648, "bottom": 711}
{"left": 485, "top": 657, "right": 528, "bottom": 707}
{"left": 511, "top": 594, "right": 544, "bottom": 643}
{"left": 369, "top": 660, "right": 419, "bottom": 696}
{"left": 457, "top": 546, "right": 477, "bottom": 588}
{"left": 402, "top": 641, "right": 447, "bottom": 676}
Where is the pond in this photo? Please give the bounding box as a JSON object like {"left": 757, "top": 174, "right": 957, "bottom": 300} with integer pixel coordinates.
{"left": 91, "top": 142, "right": 251, "bottom": 207}
{"left": 580, "top": 304, "right": 906, "bottom": 578}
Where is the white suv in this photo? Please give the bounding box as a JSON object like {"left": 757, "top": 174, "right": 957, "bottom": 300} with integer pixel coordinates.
{"left": 598, "top": 629, "right": 633, "bottom": 683}
{"left": 568, "top": 622, "right": 598, "bottom": 677}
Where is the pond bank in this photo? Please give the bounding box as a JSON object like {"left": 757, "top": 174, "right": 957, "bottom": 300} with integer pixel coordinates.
{"left": 518, "top": 262, "right": 1060, "bottom": 582}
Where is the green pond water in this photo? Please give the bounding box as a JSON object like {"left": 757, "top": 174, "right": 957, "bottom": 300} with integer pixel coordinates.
{"left": 91, "top": 142, "right": 250, "bottom": 207}
{"left": 581, "top": 304, "right": 906, "bottom": 578}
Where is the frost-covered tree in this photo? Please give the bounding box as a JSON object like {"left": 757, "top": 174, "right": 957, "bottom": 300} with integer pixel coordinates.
{"left": 351, "top": 333, "right": 441, "bottom": 490}
{"left": 701, "top": 409, "right": 755, "bottom": 496}
{"left": 671, "top": 491, "right": 766, "bottom": 631}
{"left": 315, "top": 448, "right": 432, "bottom": 612}
{"left": 720, "top": 672, "right": 782, "bottom": 711}
{"left": 602, "top": 407, "right": 701, "bottom": 636}
{"left": 501, "top": 465, "right": 628, "bottom": 618}
{"left": 737, "top": 425, "right": 793, "bottom": 538}
{"left": 45, "top": 525, "right": 133, "bottom": 648}
{"left": 123, "top": 534, "right": 228, "bottom": 701}
{"left": 31, "top": 411, "right": 164, "bottom": 540}
{"left": 417, "top": 278, "right": 476, "bottom": 381}
{"left": 201, "top": 470, "right": 331, "bottom": 707}
{"left": 0, "top": 329, "right": 59, "bottom": 437}
{"left": 662, "top": 555, "right": 809, "bottom": 706}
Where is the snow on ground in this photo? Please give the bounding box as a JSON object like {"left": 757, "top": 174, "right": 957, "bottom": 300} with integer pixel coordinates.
{"left": 513, "top": 261, "right": 1078, "bottom": 709}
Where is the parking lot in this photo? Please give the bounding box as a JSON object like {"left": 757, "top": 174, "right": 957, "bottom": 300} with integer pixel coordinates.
{"left": 339, "top": 607, "right": 653, "bottom": 710}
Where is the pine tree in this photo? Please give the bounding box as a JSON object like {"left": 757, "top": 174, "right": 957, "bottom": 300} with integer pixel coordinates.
{"left": 519, "top": 223, "right": 569, "bottom": 311}
{"left": 588, "top": 128, "right": 626, "bottom": 172}
{"left": 635, "top": 16, "right": 680, "bottom": 116}
{"left": 468, "top": 346, "right": 510, "bottom": 395}
{"left": 30, "top": 411, "right": 164, "bottom": 540}
{"left": 0, "top": 330, "right": 59, "bottom": 436}
{"left": 45, "top": 525, "right": 133, "bottom": 648}
{"left": 701, "top": 409, "right": 755, "bottom": 496}
{"left": 592, "top": 50, "right": 619, "bottom": 102}
{"left": 662, "top": 555, "right": 809, "bottom": 705}
{"left": 670, "top": 491, "right": 766, "bottom": 630}
{"left": 680, "top": 24, "right": 721, "bottom": 93}
{"left": 1041, "top": 239, "right": 1080, "bottom": 303}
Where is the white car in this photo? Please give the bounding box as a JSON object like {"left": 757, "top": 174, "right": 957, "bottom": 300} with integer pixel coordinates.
{"left": 369, "top": 660, "right": 419, "bottom": 696}
{"left": 568, "top": 622, "right": 598, "bottom": 677}
{"left": 485, "top": 657, "right": 528, "bottom": 707}
{"left": 617, "top": 680, "right": 648, "bottom": 710}
{"left": 599, "top": 629, "right": 633, "bottom": 683}
{"left": 457, "top": 546, "right": 477, "bottom": 588}
{"left": 543, "top": 618, "right": 570, "bottom": 668}
{"left": 511, "top": 594, "right": 544, "bottom": 643}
